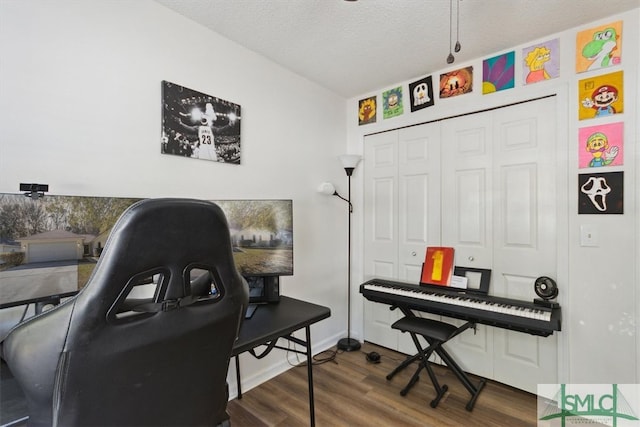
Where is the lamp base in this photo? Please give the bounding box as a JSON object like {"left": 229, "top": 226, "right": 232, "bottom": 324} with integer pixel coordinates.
{"left": 337, "top": 337, "right": 361, "bottom": 352}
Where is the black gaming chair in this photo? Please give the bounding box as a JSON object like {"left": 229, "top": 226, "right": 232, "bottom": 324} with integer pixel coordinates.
{"left": 1, "top": 198, "right": 249, "bottom": 427}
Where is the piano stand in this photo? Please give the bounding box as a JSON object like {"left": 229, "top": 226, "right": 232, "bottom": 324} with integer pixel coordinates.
{"left": 390, "top": 316, "right": 487, "bottom": 411}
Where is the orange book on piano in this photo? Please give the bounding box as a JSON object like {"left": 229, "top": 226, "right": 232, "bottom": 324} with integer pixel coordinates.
{"left": 421, "top": 247, "right": 455, "bottom": 287}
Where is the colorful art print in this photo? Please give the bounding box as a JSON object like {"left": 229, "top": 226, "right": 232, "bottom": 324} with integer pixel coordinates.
{"left": 482, "top": 51, "right": 515, "bottom": 94}
{"left": 578, "top": 171, "right": 623, "bottom": 214}
{"left": 578, "top": 122, "right": 624, "bottom": 169}
{"left": 408, "top": 76, "right": 435, "bottom": 112}
{"left": 522, "top": 39, "right": 560, "bottom": 85}
{"left": 382, "top": 87, "right": 403, "bottom": 119}
{"left": 420, "top": 246, "right": 455, "bottom": 287}
{"left": 358, "top": 96, "right": 377, "bottom": 125}
{"left": 576, "top": 21, "right": 622, "bottom": 73}
{"left": 161, "top": 80, "right": 241, "bottom": 164}
{"left": 578, "top": 71, "right": 623, "bottom": 120}
{"left": 439, "top": 67, "right": 473, "bottom": 98}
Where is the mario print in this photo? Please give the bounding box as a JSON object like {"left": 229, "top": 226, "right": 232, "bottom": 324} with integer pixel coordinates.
{"left": 578, "top": 71, "right": 623, "bottom": 120}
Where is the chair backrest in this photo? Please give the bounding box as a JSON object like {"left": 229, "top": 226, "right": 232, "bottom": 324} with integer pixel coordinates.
{"left": 2, "top": 198, "right": 249, "bottom": 427}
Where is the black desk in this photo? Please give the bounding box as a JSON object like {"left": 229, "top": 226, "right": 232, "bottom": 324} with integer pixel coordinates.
{"left": 0, "top": 292, "right": 78, "bottom": 312}
{"left": 232, "top": 296, "right": 331, "bottom": 427}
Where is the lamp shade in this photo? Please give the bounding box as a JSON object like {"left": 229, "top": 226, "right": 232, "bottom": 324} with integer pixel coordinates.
{"left": 340, "top": 155, "right": 362, "bottom": 170}
{"left": 317, "top": 182, "right": 336, "bottom": 195}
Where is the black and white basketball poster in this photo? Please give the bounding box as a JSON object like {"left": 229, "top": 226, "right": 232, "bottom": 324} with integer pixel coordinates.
{"left": 161, "top": 80, "right": 241, "bottom": 164}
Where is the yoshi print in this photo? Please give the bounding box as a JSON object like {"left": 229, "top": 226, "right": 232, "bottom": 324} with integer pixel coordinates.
{"left": 578, "top": 122, "right": 623, "bottom": 169}
{"left": 522, "top": 38, "right": 560, "bottom": 85}
{"left": 578, "top": 71, "right": 623, "bottom": 120}
{"left": 576, "top": 21, "right": 622, "bottom": 73}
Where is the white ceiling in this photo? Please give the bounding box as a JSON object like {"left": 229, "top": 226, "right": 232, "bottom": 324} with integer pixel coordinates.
{"left": 154, "top": 0, "right": 638, "bottom": 98}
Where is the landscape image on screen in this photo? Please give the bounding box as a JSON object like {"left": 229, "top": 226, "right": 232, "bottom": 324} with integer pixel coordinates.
{"left": 213, "top": 200, "right": 293, "bottom": 277}
{"left": 0, "top": 195, "right": 293, "bottom": 308}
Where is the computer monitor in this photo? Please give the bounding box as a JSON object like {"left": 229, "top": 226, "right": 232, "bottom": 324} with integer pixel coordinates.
{"left": 212, "top": 199, "right": 293, "bottom": 277}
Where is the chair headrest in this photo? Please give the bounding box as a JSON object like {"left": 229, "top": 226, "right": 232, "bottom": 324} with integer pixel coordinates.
{"left": 75, "top": 198, "right": 239, "bottom": 318}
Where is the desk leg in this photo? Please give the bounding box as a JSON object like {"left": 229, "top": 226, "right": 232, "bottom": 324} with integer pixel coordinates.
{"left": 235, "top": 356, "right": 243, "bottom": 399}
{"left": 304, "top": 325, "right": 315, "bottom": 427}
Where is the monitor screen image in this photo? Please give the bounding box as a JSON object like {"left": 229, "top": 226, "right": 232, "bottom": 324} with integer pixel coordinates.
{"left": 0, "top": 194, "right": 293, "bottom": 307}
{"left": 212, "top": 199, "right": 293, "bottom": 277}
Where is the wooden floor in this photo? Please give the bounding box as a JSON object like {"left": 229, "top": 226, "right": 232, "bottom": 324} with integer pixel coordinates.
{"left": 227, "top": 342, "right": 538, "bottom": 427}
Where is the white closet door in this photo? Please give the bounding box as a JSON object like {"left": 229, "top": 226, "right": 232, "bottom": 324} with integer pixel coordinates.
{"left": 363, "top": 130, "right": 401, "bottom": 346}
{"left": 441, "top": 96, "right": 559, "bottom": 392}
{"left": 441, "top": 112, "right": 495, "bottom": 379}
{"left": 398, "top": 124, "right": 441, "bottom": 283}
{"left": 491, "top": 96, "right": 558, "bottom": 393}
{"left": 363, "top": 97, "right": 559, "bottom": 393}
{"left": 363, "top": 123, "right": 441, "bottom": 349}
{"left": 397, "top": 123, "right": 442, "bottom": 354}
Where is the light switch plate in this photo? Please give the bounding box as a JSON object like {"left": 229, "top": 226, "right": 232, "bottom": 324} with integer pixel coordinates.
{"left": 580, "top": 224, "right": 598, "bottom": 247}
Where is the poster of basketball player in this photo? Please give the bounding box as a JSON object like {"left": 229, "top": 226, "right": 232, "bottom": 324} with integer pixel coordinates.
{"left": 161, "top": 80, "right": 241, "bottom": 164}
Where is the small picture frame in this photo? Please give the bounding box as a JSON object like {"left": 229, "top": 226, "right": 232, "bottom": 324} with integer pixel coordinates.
{"left": 453, "top": 266, "right": 492, "bottom": 295}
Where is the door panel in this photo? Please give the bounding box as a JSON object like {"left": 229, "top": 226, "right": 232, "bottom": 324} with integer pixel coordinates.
{"left": 364, "top": 132, "right": 398, "bottom": 282}
{"left": 492, "top": 96, "right": 558, "bottom": 393}
{"left": 397, "top": 124, "right": 441, "bottom": 354}
{"left": 364, "top": 123, "right": 441, "bottom": 351}
{"left": 441, "top": 113, "right": 495, "bottom": 377}
{"left": 442, "top": 115, "right": 493, "bottom": 269}
{"left": 364, "top": 131, "right": 400, "bottom": 346}
{"left": 398, "top": 124, "right": 441, "bottom": 283}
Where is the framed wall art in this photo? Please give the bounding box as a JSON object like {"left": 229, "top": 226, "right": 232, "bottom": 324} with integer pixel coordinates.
{"left": 358, "top": 96, "right": 377, "bottom": 125}
{"left": 578, "top": 71, "right": 624, "bottom": 120}
{"left": 439, "top": 67, "right": 473, "bottom": 98}
{"left": 161, "top": 80, "right": 241, "bottom": 164}
{"left": 409, "top": 75, "right": 434, "bottom": 112}
{"left": 482, "top": 51, "right": 515, "bottom": 94}
{"left": 522, "top": 38, "right": 560, "bottom": 85}
{"left": 576, "top": 21, "right": 623, "bottom": 73}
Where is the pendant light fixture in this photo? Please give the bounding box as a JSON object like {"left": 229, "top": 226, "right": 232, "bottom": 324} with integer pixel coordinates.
{"left": 454, "top": 0, "right": 462, "bottom": 53}
{"left": 446, "top": 0, "right": 455, "bottom": 64}
{"left": 446, "top": 0, "right": 462, "bottom": 64}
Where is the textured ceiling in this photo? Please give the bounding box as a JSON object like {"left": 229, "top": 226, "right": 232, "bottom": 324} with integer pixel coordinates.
{"left": 154, "top": 0, "right": 638, "bottom": 98}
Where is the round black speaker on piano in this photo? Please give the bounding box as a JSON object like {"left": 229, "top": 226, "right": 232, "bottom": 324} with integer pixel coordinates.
{"left": 534, "top": 276, "right": 558, "bottom": 300}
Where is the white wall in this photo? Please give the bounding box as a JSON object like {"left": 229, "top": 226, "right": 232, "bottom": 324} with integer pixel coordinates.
{"left": 347, "top": 9, "right": 639, "bottom": 386}
{"left": 0, "top": 0, "right": 351, "bottom": 396}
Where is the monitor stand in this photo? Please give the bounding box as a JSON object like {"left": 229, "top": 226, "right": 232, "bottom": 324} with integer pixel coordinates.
{"left": 245, "top": 303, "right": 258, "bottom": 319}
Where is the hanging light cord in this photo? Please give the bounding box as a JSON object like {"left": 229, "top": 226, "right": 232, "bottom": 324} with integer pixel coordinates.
{"left": 455, "top": 0, "right": 462, "bottom": 53}
{"left": 449, "top": 0, "right": 453, "bottom": 53}
{"left": 446, "top": 0, "right": 455, "bottom": 64}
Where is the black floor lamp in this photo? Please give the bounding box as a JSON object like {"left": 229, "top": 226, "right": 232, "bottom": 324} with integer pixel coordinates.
{"left": 318, "top": 154, "right": 362, "bottom": 351}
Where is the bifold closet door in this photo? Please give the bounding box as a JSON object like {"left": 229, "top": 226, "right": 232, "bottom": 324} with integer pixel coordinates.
{"left": 363, "top": 123, "right": 441, "bottom": 351}
{"left": 441, "top": 96, "right": 559, "bottom": 393}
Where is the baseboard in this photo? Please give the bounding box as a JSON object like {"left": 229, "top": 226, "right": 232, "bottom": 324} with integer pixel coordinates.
{"left": 227, "top": 332, "right": 343, "bottom": 400}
